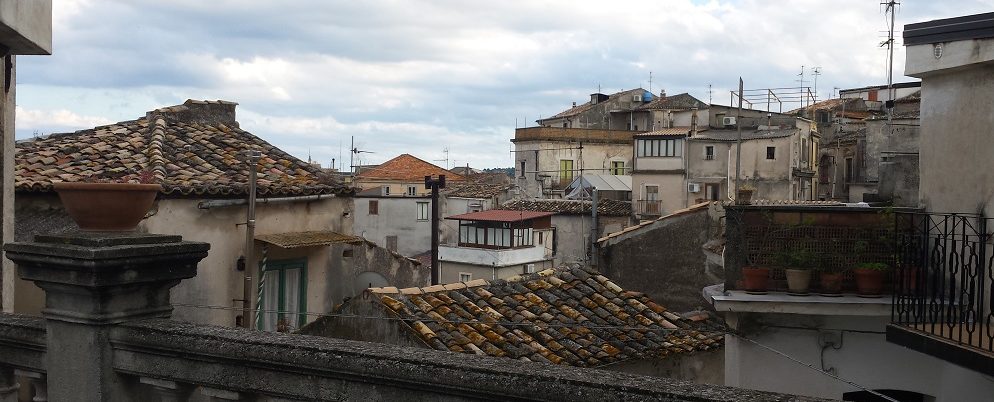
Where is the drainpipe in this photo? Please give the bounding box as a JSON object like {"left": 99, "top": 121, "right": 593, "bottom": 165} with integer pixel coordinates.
{"left": 242, "top": 150, "right": 260, "bottom": 328}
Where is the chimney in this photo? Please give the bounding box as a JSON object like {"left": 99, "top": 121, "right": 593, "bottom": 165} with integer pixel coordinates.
{"left": 148, "top": 99, "right": 239, "bottom": 127}
{"left": 690, "top": 107, "right": 698, "bottom": 137}
{"left": 660, "top": 89, "right": 666, "bottom": 98}
{"left": 572, "top": 101, "right": 577, "bottom": 107}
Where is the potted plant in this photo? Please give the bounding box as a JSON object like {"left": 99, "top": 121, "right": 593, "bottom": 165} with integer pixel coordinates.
{"left": 736, "top": 183, "right": 756, "bottom": 205}
{"left": 741, "top": 250, "right": 770, "bottom": 294}
{"left": 782, "top": 248, "right": 814, "bottom": 295}
{"left": 817, "top": 255, "right": 845, "bottom": 296}
{"left": 854, "top": 262, "right": 889, "bottom": 297}
{"left": 53, "top": 169, "right": 161, "bottom": 231}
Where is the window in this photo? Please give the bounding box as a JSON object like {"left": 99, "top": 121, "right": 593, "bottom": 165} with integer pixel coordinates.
{"left": 417, "top": 202, "right": 429, "bottom": 221}
{"left": 383, "top": 186, "right": 390, "bottom": 196}
{"left": 562, "top": 122, "right": 568, "bottom": 128}
{"left": 513, "top": 228, "right": 533, "bottom": 247}
{"left": 524, "top": 264, "right": 536, "bottom": 274}
{"left": 801, "top": 138, "right": 809, "bottom": 164}
{"left": 611, "top": 161, "right": 626, "bottom": 175}
{"left": 519, "top": 160, "right": 526, "bottom": 177}
{"left": 766, "top": 146, "right": 776, "bottom": 160}
{"left": 258, "top": 259, "right": 307, "bottom": 332}
{"left": 368, "top": 200, "right": 378, "bottom": 215}
{"left": 704, "top": 146, "right": 715, "bottom": 160}
{"left": 407, "top": 185, "right": 417, "bottom": 196}
{"left": 459, "top": 272, "right": 472, "bottom": 282}
{"left": 385, "top": 235, "right": 398, "bottom": 252}
{"left": 636, "top": 138, "right": 683, "bottom": 157}
{"left": 559, "top": 159, "right": 574, "bottom": 182}
{"left": 705, "top": 183, "right": 721, "bottom": 201}
{"left": 538, "top": 231, "right": 543, "bottom": 245}
{"left": 645, "top": 185, "right": 659, "bottom": 201}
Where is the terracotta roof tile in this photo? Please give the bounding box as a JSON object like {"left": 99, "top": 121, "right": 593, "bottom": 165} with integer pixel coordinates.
{"left": 16, "top": 100, "right": 349, "bottom": 197}
{"left": 502, "top": 198, "right": 631, "bottom": 217}
{"left": 367, "top": 267, "right": 723, "bottom": 366}
{"left": 356, "top": 154, "right": 465, "bottom": 183}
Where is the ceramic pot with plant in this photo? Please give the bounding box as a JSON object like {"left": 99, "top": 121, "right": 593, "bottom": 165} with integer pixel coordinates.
{"left": 741, "top": 252, "right": 770, "bottom": 294}
{"left": 53, "top": 169, "right": 161, "bottom": 231}
{"left": 781, "top": 249, "right": 814, "bottom": 295}
{"left": 817, "top": 255, "right": 845, "bottom": 297}
{"left": 854, "top": 262, "right": 889, "bottom": 297}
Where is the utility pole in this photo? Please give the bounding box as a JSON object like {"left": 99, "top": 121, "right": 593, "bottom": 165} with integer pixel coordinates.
{"left": 425, "top": 175, "right": 447, "bottom": 285}
{"left": 589, "top": 189, "right": 599, "bottom": 267}
{"left": 883, "top": 0, "right": 898, "bottom": 123}
{"left": 242, "top": 149, "right": 260, "bottom": 328}
{"left": 734, "top": 78, "right": 744, "bottom": 203}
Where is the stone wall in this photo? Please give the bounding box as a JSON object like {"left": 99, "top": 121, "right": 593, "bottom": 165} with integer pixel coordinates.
{"left": 599, "top": 204, "right": 720, "bottom": 312}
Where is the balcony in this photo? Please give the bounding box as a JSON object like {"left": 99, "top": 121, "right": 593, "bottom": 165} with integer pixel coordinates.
{"left": 439, "top": 244, "right": 546, "bottom": 267}
{"left": 634, "top": 199, "right": 663, "bottom": 217}
{"left": 0, "top": 231, "right": 813, "bottom": 401}
{"left": 887, "top": 212, "right": 994, "bottom": 376}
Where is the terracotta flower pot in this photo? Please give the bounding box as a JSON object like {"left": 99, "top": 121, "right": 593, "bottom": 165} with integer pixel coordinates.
{"left": 854, "top": 268, "right": 885, "bottom": 297}
{"left": 785, "top": 269, "right": 812, "bottom": 295}
{"left": 53, "top": 182, "right": 161, "bottom": 231}
{"left": 742, "top": 266, "right": 770, "bottom": 294}
{"left": 818, "top": 272, "right": 844, "bottom": 296}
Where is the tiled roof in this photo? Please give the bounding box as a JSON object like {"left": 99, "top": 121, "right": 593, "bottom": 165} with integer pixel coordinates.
{"left": 787, "top": 97, "right": 865, "bottom": 115}
{"left": 895, "top": 90, "right": 921, "bottom": 103}
{"left": 446, "top": 209, "right": 554, "bottom": 222}
{"left": 689, "top": 128, "right": 797, "bottom": 142}
{"left": 543, "top": 88, "right": 649, "bottom": 121}
{"left": 16, "top": 100, "right": 348, "bottom": 197}
{"left": 599, "top": 202, "right": 712, "bottom": 244}
{"left": 355, "top": 154, "right": 465, "bottom": 183}
{"left": 502, "top": 198, "right": 631, "bottom": 217}
{"left": 255, "top": 231, "right": 364, "bottom": 249}
{"left": 444, "top": 182, "right": 510, "bottom": 198}
{"left": 634, "top": 127, "right": 702, "bottom": 137}
{"left": 637, "top": 93, "right": 707, "bottom": 111}
{"left": 367, "top": 267, "right": 723, "bottom": 366}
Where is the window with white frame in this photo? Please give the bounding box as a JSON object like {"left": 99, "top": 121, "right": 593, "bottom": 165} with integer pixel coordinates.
{"left": 407, "top": 185, "right": 417, "bottom": 196}
{"left": 704, "top": 146, "right": 715, "bottom": 160}
{"left": 459, "top": 272, "right": 472, "bottom": 282}
{"left": 417, "top": 202, "right": 429, "bottom": 221}
{"left": 636, "top": 138, "right": 683, "bottom": 157}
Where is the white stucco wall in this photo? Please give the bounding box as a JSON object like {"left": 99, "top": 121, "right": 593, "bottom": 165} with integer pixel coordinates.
{"left": 724, "top": 312, "right": 994, "bottom": 401}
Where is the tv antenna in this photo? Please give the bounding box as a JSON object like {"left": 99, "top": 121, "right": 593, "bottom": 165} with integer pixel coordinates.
{"left": 812, "top": 67, "right": 821, "bottom": 103}
{"left": 349, "top": 136, "right": 374, "bottom": 175}
{"left": 434, "top": 147, "right": 450, "bottom": 169}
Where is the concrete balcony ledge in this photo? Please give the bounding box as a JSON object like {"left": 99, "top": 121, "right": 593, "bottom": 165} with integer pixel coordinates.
{"left": 106, "top": 318, "right": 827, "bottom": 401}
{"left": 439, "top": 244, "right": 546, "bottom": 267}
{"left": 705, "top": 285, "right": 892, "bottom": 316}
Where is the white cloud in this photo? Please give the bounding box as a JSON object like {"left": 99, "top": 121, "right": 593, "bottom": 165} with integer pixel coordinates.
{"left": 15, "top": 106, "right": 114, "bottom": 135}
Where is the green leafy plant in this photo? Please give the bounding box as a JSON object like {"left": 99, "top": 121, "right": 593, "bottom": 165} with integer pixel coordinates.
{"left": 856, "top": 262, "right": 890, "bottom": 271}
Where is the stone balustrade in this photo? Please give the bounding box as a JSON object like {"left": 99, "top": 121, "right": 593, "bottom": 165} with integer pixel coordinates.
{"left": 0, "top": 231, "right": 827, "bottom": 401}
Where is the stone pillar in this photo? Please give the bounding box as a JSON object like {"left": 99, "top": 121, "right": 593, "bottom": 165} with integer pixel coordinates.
{"left": 4, "top": 232, "right": 209, "bottom": 402}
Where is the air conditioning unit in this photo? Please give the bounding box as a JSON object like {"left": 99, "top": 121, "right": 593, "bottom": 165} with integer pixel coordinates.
{"left": 524, "top": 264, "right": 536, "bottom": 274}
{"left": 722, "top": 116, "right": 737, "bottom": 126}
{"left": 633, "top": 95, "right": 642, "bottom": 102}
{"left": 688, "top": 183, "right": 701, "bottom": 193}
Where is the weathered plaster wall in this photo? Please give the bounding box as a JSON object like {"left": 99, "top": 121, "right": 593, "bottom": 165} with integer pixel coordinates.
{"left": 914, "top": 63, "right": 994, "bottom": 215}
{"left": 0, "top": 57, "right": 14, "bottom": 313}
{"left": 513, "top": 137, "right": 632, "bottom": 198}
{"left": 724, "top": 312, "right": 994, "bottom": 401}
{"left": 632, "top": 172, "right": 685, "bottom": 216}
{"left": 353, "top": 195, "right": 431, "bottom": 256}
{"left": 439, "top": 259, "right": 554, "bottom": 283}
{"left": 553, "top": 214, "right": 629, "bottom": 267}
{"left": 599, "top": 207, "right": 718, "bottom": 312}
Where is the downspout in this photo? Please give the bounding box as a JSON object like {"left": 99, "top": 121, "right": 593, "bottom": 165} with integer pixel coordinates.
{"left": 242, "top": 151, "right": 260, "bottom": 329}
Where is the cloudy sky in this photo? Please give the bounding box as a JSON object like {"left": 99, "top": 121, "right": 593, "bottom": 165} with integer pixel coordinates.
{"left": 15, "top": 0, "right": 993, "bottom": 170}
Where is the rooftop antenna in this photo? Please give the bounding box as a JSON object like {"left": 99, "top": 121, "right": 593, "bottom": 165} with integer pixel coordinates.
{"left": 881, "top": 0, "right": 899, "bottom": 122}
{"left": 433, "top": 147, "right": 450, "bottom": 169}
{"left": 349, "top": 136, "right": 374, "bottom": 175}
{"left": 812, "top": 67, "right": 821, "bottom": 104}
{"left": 648, "top": 71, "right": 653, "bottom": 93}
{"left": 708, "top": 84, "right": 712, "bottom": 105}
{"left": 795, "top": 65, "right": 807, "bottom": 109}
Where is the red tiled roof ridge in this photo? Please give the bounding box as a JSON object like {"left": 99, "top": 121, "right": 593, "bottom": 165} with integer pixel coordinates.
{"left": 370, "top": 268, "right": 562, "bottom": 295}
{"left": 356, "top": 153, "right": 465, "bottom": 182}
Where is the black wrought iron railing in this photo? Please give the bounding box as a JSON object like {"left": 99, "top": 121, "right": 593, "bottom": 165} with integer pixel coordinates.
{"left": 891, "top": 211, "right": 994, "bottom": 353}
